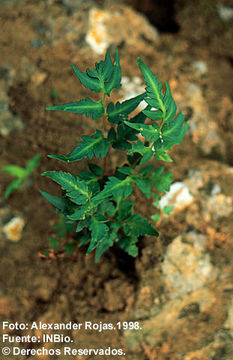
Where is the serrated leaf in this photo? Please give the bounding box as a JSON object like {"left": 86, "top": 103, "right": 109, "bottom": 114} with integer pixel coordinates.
{"left": 46, "top": 97, "right": 104, "bottom": 121}
{"left": 153, "top": 150, "right": 173, "bottom": 162}
{"left": 40, "top": 190, "right": 69, "bottom": 212}
{"left": 107, "top": 127, "right": 117, "bottom": 142}
{"left": 118, "top": 235, "right": 139, "bottom": 257}
{"left": 92, "top": 176, "right": 133, "bottom": 203}
{"left": 76, "top": 217, "right": 91, "bottom": 233}
{"left": 153, "top": 112, "right": 188, "bottom": 151}
{"left": 124, "top": 121, "right": 159, "bottom": 142}
{"left": 152, "top": 167, "right": 173, "bottom": 193}
{"left": 48, "top": 130, "right": 109, "bottom": 163}
{"left": 123, "top": 214, "right": 159, "bottom": 237}
{"left": 96, "top": 51, "right": 113, "bottom": 84}
{"left": 143, "top": 108, "right": 163, "bottom": 121}
{"left": 98, "top": 199, "right": 116, "bottom": 217}
{"left": 105, "top": 49, "right": 121, "bottom": 96}
{"left": 128, "top": 141, "right": 153, "bottom": 165}
{"left": 67, "top": 203, "right": 92, "bottom": 220}
{"left": 86, "top": 216, "right": 109, "bottom": 255}
{"left": 117, "top": 200, "right": 134, "bottom": 221}
{"left": 117, "top": 166, "right": 133, "bottom": 175}
{"left": 72, "top": 63, "right": 102, "bottom": 93}
{"left": 133, "top": 175, "right": 152, "bottom": 199}
{"left": 107, "top": 93, "right": 145, "bottom": 124}
{"left": 139, "top": 164, "right": 154, "bottom": 177}
{"left": 137, "top": 57, "right": 166, "bottom": 118}
{"left": 94, "top": 222, "right": 120, "bottom": 262}
{"left": 78, "top": 231, "right": 91, "bottom": 247}
{"left": 42, "top": 171, "right": 91, "bottom": 205}
{"left": 163, "top": 82, "right": 177, "bottom": 122}
{"left": 88, "top": 163, "right": 104, "bottom": 176}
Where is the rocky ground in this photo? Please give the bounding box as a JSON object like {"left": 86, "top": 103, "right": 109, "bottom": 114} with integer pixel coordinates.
{"left": 0, "top": 0, "right": 232, "bottom": 359}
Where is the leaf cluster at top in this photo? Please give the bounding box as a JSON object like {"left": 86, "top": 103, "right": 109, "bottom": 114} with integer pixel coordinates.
{"left": 41, "top": 50, "right": 188, "bottom": 261}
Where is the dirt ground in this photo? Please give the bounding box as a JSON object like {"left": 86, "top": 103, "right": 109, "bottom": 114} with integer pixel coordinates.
{"left": 0, "top": 1, "right": 232, "bottom": 359}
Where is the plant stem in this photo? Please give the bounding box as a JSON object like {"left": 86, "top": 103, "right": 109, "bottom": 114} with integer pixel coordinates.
{"left": 102, "top": 92, "right": 107, "bottom": 133}
{"left": 102, "top": 90, "right": 108, "bottom": 174}
{"left": 103, "top": 155, "right": 107, "bottom": 176}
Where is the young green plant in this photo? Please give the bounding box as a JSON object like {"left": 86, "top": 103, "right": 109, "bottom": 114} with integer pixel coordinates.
{"left": 2, "top": 154, "right": 41, "bottom": 199}
{"left": 41, "top": 50, "right": 188, "bottom": 262}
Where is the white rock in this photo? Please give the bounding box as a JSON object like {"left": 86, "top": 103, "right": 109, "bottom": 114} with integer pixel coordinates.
{"left": 159, "top": 182, "right": 194, "bottom": 212}
{"left": 3, "top": 216, "right": 25, "bottom": 242}
{"left": 86, "top": 6, "right": 159, "bottom": 55}
{"left": 119, "top": 76, "right": 146, "bottom": 110}
{"left": 86, "top": 8, "right": 110, "bottom": 54}
{"left": 161, "top": 233, "right": 219, "bottom": 298}
{"left": 217, "top": 4, "right": 233, "bottom": 22}
{"left": 192, "top": 60, "right": 208, "bottom": 75}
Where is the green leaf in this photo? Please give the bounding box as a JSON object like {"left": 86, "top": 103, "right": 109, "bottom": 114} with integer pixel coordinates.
{"left": 46, "top": 97, "right": 104, "bottom": 121}
{"left": 87, "top": 216, "right": 109, "bottom": 255}
{"left": 72, "top": 64, "right": 102, "bottom": 93}
{"left": 76, "top": 217, "right": 91, "bottom": 233}
{"left": 163, "top": 205, "right": 174, "bottom": 215}
{"left": 77, "top": 231, "right": 91, "bottom": 247}
{"left": 151, "top": 213, "right": 160, "bottom": 223}
{"left": 2, "top": 165, "right": 27, "bottom": 179}
{"left": 107, "top": 127, "right": 117, "bottom": 142}
{"left": 94, "top": 221, "right": 121, "bottom": 262}
{"left": 39, "top": 190, "right": 70, "bottom": 212}
{"left": 163, "top": 82, "right": 177, "bottom": 122}
{"left": 118, "top": 235, "right": 139, "bottom": 257}
{"left": 123, "top": 214, "right": 159, "bottom": 237}
{"left": 48, "top": 236, "right": 60, "bottom": 250}
{"left": 107, "top": 93, "right": 145, "bottom": 124}
{"left": 95, "top": 51, "right": 114, "bottom": 87}
{"left": 117, "top": 200, "right": 134, "bottom": 221}
{"left": 53, "top": 214, "right": 74, "bottom": 238}
{"left": 137, "top": 57, "right": 166, "bottom": 118}
{"left": 98, "top": 199, "right": 116, "bottom": 217}
{"left": 153, "top": 112, "right": 188, "bottom": 151}
{"left": 117, "top": 166, "right": 133, "bottom": 176}
{"left": 105, "top": 49, "right": 121, "bottom": 96}
{"left": 152, "top": 167, "right": 173, "bottom": 193}
{"left": 48, "top": 130, "right": 109, "bottom": 162}
{"left": 64, "top": 240, "right": 76, "bottom": 255}
{"left": 93, "top": 176, "right": 133, "bottom": 203}
{"left": 67, "top": 203, "right": 91, "bottom": 221}
{"left": 153, "top": 150, "right": 173, "bottom": 162}
{"left": 133, "top": 175, "right": 152, "bottom": 199}
{"left": 128, "top": 141, "right": 153, "bottom": 165}
{"left": 26, "top": 154, "right": 41, "bottom": 174}
{"left": 88, "top": 163, "right": 104, "bottom": 176}
{"left": 139, "top": 164, "right": 154, "bottom": 177}
{"left": 4, "top": 179, "right": 23, "bottom": 199}
{"left": 124, "top": 121, "right": 159, "bottom": 142}
{"left": 42, "top": 171, "right": 91, "bottom": 205}
{"left": 143, "top": 108, "right": 163, "bottom": 121}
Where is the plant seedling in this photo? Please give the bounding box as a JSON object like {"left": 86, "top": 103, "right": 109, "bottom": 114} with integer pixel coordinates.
{"left": 2, "top": 154, "right": 41, "bottom": 199}
{"left": 41, "top": 50, "right": 188, "bottom": 262}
